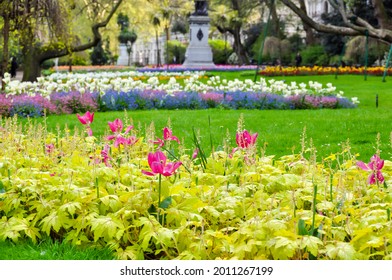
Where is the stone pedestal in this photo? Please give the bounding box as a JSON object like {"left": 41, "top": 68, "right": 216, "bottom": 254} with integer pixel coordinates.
{"left": 117, "top": 44, "right": 129, "bottom": 66}
{"left": 183, "top": 16, "right": 215, "bottom": 68}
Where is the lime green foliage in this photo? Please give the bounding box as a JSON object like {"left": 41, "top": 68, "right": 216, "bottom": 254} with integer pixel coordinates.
{"left": 1, "top": 114, "right": 392, "bottom": 260}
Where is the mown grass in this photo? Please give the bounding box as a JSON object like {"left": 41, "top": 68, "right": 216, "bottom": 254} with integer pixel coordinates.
{"left": 2, "top": 72, "right": 391, "bottom": 259}
{"left": 0, "top": 239, "right": 116, "bottom": 260}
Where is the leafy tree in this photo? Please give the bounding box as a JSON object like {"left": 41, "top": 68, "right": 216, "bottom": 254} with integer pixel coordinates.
{"left": 147, "top": 0, "right": 192, "bottom": 65}
{"left": 210, "top": 0, "right": 263, "bottom": 64}
{"left": 0, "top": 0, "right": 123, "bottom": 82}
{"left": 171, "top": 19, "right": 188, "bottom": 35}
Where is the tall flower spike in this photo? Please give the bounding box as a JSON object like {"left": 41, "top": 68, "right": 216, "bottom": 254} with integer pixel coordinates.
{"left": 357, "top": 154, "right": 385, "bottom": 185}
{"left": 230, "top": 130, "right": 258, "bottom": 158}
{"left": 236, "top": 130, "right": 258, "bottom": 149}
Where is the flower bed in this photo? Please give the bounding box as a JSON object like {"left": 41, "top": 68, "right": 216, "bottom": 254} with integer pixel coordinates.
{"left": 0, "top": 72, "right": 358, "bottom": 117}
{"left": 258, "top": 66, "right": 392, "bottom": 77}
{"left": 138, "top": 64, "right": 258, "bottom": 72}
{"left": 0, "top": 114, "right": 391, "bottom": 260}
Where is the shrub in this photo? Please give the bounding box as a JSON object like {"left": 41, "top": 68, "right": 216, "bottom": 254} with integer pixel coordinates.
{"left": 50, "top": 91, "right": 99, "bottom": 114}
{"left": 41, "top": 59, "right": 55, "bottom": 70}
{"left": 99, "top": 90, "right": 140, "bottom": 111}
{"left": 209, "top": 39, "right": 233, "bottom": 64}
{"left": 301, "top": 45, "right": 327, "bottom": 66}
{"left": 10, "top": 94, "right": 57, "bottom": 118}
{"left": 167, "top": 41, "right": 187, "bottom": 64}
{"left": 255, "top": 37, "right": 291, "bottom": 65}
{"left": 118, "top": 29, "right": 137, "bottom": 45}
{"left": 0, "top": 95, "right": 12, "bottom": 117}
{"left": 90, "top": 42, "right": 110, "bottom": 65}
{"left": 58, "top": 53, "right": 89, "bottom": 66}
{"left": 344, "top": 36, "right": 389, "bottom": 66}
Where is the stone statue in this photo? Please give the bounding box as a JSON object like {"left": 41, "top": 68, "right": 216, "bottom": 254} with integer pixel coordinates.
{"left": 193, "top": 0, "right": 208, "bottom": 16}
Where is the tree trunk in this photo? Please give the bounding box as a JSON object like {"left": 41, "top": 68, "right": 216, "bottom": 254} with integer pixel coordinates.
{"left": 233, "top": 26, "right": 249, "bottom": 65}
{"left": 269, "top": 0, "right": 280, "bottom": 37}
{"left": 1, "top": 12, "right": 10, "bottom": 90}
{"left": 299, "top": 0, "right": 316, "bottom": 45}
{"left": 22, "top": 46, "right": 42, "bottom": 82}
{"left": 371, "top": 0, "right": 392, "bottom": 30}
{"left": 155, "top": 29, "right": 161, "bottom": 67}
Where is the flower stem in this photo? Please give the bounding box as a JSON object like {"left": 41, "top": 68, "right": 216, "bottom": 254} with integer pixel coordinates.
{"left": 158, "top": 173, "right": 162, "bottom": 222}
{"left": 310, "top": 184, "right": 317, "bottom": 236}
{"left": 95, "top": 177, "right": 99, "bottom": 199}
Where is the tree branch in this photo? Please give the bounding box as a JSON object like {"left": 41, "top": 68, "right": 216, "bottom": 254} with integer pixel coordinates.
{"left": 281, "top": 0, "right": 392, "bottom": 43}
{"left": 39, "top": 0, "right": 123, "bottom": 62}
{"left": 281, "top": 0, "right": 361, "bottom": 35}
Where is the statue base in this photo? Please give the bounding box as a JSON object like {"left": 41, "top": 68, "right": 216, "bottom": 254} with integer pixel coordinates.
{"left": 183, "top": 16, "right": 215, "bottom": 68}
{"left": 117, "top": 44, "right": 129, "bottom": 66}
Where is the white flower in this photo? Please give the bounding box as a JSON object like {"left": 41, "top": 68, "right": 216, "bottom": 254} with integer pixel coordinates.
{"left": 351, "top": 97, "right": 360, "bottom": 104}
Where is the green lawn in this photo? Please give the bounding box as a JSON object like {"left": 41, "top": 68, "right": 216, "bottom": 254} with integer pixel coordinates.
{"left": 34, "top": 74, "right": 392, "bottom": 162}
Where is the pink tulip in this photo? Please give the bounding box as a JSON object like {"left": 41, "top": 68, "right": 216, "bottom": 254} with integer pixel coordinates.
{"left": 163, "top": 127, "right": 180, "bottom": 143}
{"left": 77, "top": 111, "right": 94, "bottom": 125}
{"left": 142, "top": 151, "right": 182, "bottom": 177}
{"left": 108, "top": 118, "right": 133, "bottom": 134}
{"left": 101, "top": 144, "right": 112, "bottom": 167}
{"left": 76, "top": 111, "right": 94, "bottom": 136}
{"left": 45, "top": 144, "right": 55, "bottom": 154}
{"left": 153, "top": 127, "right": 180, "bottom": 148}
{"left": 192, "top": 148, "right": 199, "bottom": 160}
{"left": 106, "top": 118, "right": 135, "bottom": 147}
{"left": 236, "top": 130, "right": 258, "bottom": 148}
{"left": 357, "top": 154, "right": 385, "bottom": 185}
{"left": 111, "top": 135, "right": 139, "bottom": 147}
